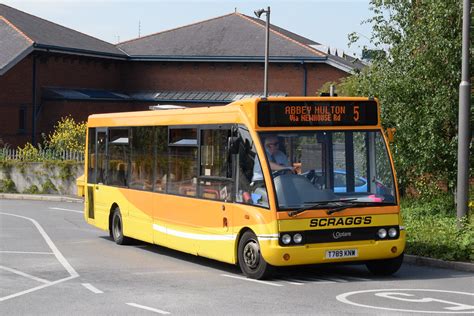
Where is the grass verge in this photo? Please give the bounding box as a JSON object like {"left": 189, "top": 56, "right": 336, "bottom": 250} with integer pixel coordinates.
{"left": 401, "top": 194, "right": 473, "bottom": 262}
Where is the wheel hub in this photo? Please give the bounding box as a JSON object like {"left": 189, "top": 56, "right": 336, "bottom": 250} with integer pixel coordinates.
{"left": 243, "top": 240, "right": 260, "bottom": 269}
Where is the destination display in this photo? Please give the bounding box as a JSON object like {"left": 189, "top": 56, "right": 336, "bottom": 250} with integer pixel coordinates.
{"left": 257, "top": 101, "right": 379, "bottom": 127}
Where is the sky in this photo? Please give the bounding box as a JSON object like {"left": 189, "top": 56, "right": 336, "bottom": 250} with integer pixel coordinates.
{"left": 2, "top": 0, "right": 375, "bottom": 57}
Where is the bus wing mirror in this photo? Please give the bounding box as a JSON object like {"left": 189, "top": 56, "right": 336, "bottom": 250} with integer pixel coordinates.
{"left": 386, "top": 128, "right": 396, "bottom": 143}
{"left": 228, "top": 136, "right": 241, "bottom": 154}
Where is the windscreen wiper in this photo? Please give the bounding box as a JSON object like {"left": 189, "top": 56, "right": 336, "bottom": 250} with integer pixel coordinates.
{"left": 287, "top": 199, "right": 357, "bottom": 217}
{"left": 325, "top": 202, "right": 357, "bottom": 215}
{"left": 326, "top": 201, "right": 393, "bottom": 215}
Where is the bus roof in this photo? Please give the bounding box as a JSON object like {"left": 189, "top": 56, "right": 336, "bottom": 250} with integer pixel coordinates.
{"left": 87, "top": 96, "right": 380, "bottom": 129}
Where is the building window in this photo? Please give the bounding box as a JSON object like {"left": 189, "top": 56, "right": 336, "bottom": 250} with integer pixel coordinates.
{"left": 18, "top": 107, "right": 27, "bottom": 133}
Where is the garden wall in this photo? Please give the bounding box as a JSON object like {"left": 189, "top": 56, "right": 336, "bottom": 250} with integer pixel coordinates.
{"left": 0, "top": 161, "right": 84, "bottom": 196}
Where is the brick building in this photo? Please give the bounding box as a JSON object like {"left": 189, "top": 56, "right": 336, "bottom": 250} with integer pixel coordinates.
{"left": 0, "top": 4, "right": 363, "bottom": 147}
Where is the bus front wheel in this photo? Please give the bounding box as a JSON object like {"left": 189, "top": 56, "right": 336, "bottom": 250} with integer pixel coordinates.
{"left": 111, "top": 207, "right": 130, "bottom": 245}
{"left": 366, "top": 253, "right": 404, "bottom": 276}
{"left": 237, "top": 231, "right": 273, "bottom": 280}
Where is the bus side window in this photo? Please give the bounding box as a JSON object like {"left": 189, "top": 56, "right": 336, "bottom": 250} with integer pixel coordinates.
{"left": 198, "top": 128, "right": 233, "bottom": 201}
{"left": 107, "top": 128, "right": 130, "bottom": 187}
{"left": 168, "top": 128, "right": 198, "bottom": 197}
{"left": 130, "top": 127, "right": 154, "bottom": 191}
{"left": 154, "top": 126, "right": 168, "bottom": 193}
{"left": 235, "top": 127, "right": 269, "bottom": 208}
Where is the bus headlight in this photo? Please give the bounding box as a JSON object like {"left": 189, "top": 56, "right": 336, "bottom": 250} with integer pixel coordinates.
{"left": 281, "top": 234, "right": 292, "bottom": 245}
{"left": 388, "top": 227, "right": 398, "bottom": 238}
{"left": 377, "top": 228, "right": 387, "bottom": 239}
{"left": 293, "top": 233, "right": 303, "bottom": 244}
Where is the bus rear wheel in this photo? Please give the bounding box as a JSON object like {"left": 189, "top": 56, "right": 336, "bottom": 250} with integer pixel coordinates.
{"left": 366, "top": 253, "right": 404, "bottom": 276}
{"left": 111, "top": 207, "right": 130, "bottom": 245}
{"left": 238, "top": 231, "right": 273, "bottom": 280}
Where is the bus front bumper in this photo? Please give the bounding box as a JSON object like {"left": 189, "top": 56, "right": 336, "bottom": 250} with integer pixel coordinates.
{"left": 259, "top": 234, "right": 406, "bottom": 267}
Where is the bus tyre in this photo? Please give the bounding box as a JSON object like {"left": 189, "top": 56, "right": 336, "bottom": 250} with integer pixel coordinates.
{"left": 111, "top": 207, "right": 130, "bottom": 245}
{"left": 238, "top": 231, "right": 273, "bottom": 280}
{"left": 366, "top": 252, "right": 404, "bottom": 276}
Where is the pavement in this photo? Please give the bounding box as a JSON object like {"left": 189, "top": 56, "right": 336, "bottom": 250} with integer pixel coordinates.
{"left": 0, "top": 193, "right": 83, "bottom": 203}
{"left": 1, "top": 193, "right": 473, "bottom": 273}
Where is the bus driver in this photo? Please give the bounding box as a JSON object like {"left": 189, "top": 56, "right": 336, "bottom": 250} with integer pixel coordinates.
{"left": 252, "top": 135, "right": 294, "bottom": 182}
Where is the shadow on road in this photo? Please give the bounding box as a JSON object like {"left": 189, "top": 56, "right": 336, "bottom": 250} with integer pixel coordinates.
{"left": 98, "top": 235, "right": 471, "bottom": 283}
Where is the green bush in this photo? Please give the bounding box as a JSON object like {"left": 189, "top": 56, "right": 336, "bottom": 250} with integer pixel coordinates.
{"left": 402, "top": 194, "right": 474, "bottom": 262}
{"left": 16, "top": 143, "right": 39, "bottom": 161}
{"left": 10, "top": 116, "right": 86, "bottom": 162}
{"left": 40, "top": 179, "right": 58, "bottom": 194}
{"left": 0, "top": 178, "right": 17, "bottom": 193}
{"left": 46, "top": 116, "right": 86, "bottom": 152}
{"left": 23, "top": 184, "right": 40, "bottom": 194}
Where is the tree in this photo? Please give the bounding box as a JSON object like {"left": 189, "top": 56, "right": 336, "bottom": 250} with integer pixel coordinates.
{"left": 337, "top": 0, "right": 472, "bottom": 195}
{"left": 46, "top": 116, "right": 87, "bottom": 152}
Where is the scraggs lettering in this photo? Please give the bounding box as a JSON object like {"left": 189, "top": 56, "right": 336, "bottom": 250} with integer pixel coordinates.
{"left": 309, "top": 216, "right": 372, "bottom": 227}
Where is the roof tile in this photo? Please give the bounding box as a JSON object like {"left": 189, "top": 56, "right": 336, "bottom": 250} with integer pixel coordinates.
{"left": 118, "top": 13, "right": 325, "bottom": 59}
{"left": 0, "top": 17, "right": 33, "bottom": 74}
{"left": 0, "top": 4, "right": 125, "bottom": 57}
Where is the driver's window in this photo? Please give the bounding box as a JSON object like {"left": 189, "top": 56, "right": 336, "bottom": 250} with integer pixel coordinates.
{"left": 235, "top": 127, "right": 269, "bottom": 208}
{"left": 260, "top": 134, "right": 292, "bottom": 173}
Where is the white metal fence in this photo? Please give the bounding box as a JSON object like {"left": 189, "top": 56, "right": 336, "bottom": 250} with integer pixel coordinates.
{"left": 0, "top": 148, "right": 84, "bottom": 162}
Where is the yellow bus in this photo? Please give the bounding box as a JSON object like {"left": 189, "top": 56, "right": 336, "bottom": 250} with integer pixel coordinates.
{"left": 82, "top": 97, "right": 405, "bottom": 279}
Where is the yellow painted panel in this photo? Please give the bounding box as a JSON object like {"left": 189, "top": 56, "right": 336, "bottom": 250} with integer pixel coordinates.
{"left": 279, "top": 214, "right": 400, "bottom": 231}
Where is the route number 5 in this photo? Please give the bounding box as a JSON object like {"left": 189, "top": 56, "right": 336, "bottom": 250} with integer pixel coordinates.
{"left": 353, "top": 106, "right": 360, "bottom": 122}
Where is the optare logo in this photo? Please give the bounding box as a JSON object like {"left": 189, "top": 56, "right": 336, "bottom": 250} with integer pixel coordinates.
{"left": 333, "top": 231, "right": 351, "bottom": 239}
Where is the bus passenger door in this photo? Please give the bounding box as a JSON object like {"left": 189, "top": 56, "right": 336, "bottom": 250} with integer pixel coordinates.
{"left": 195, "top": 126, "right": 235, "bottom": 263}
{"left": 87, "top": 128, "right": 109, "bottom": 231}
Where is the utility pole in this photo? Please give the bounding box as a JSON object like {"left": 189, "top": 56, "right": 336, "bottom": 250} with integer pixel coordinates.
{"left": 456, "top": 0, "right": 471, "bottom": 226}
{"left": 254, "top": 7, "right": 270, "bottom": 97}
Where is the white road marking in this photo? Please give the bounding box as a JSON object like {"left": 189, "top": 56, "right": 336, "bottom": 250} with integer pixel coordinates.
{"left": 220, "top": 274, "right": 283, "bottom": 287}
{"left": 0, "top": 212, "right": 80, "bottom": 302}
{"left": 0, "top": 275, "right": 77, "bottom": 302}
{"left": 0, "top": 212, "right": 79, "bottom": 278}
{"left": 0, "top": 251, "right": 54, "bottom": 255}
{"left": 337, "top": 289, "right": 474, "bottom": 314}
{"left": 343, "top": 276, "right": 370, "bottom": 281}
{"left": 49, "top": 207, "right": 83, "bottom": 214}
{"left": 283, "top": 280, "right": 304, "bottom": 285}
{"left": 82, "top": 283, "right": 103, "bottom": 294}
{"left": 304, "top": 277, "right": 336, "bottom": 284}
{"left": 0, "top": 265, "right": 51, "bottom": 284}
{"left": 317, "top": 276, "right": 348, "bottom": 283}
{"left": 126, "top": 303, "right": 171, "bottom": 314}
{"left": 279, "top": 277, "right": 306, "bottom": 285}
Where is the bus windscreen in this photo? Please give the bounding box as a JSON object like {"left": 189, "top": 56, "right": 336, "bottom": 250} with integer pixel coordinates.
{"left": 257, "top": 101, "right": 379, "bottom": 127}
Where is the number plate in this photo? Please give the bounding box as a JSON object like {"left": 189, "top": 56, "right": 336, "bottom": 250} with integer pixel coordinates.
{"left": 325, "top": 249, "right": 358, "bottom": 259}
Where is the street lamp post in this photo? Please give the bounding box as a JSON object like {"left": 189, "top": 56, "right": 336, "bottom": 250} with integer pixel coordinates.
{"left": 254, "top": 6, "right": 270, "bottom": 98}
{"left": 457, "top": 0, "right": 471, "bottom": 226}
